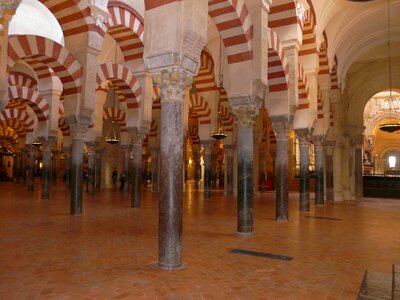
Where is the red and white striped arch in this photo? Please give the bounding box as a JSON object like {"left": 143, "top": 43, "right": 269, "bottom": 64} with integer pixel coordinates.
{"left": 298, "top": 63, "right": 308, "bottom": 109}
{"left": 208, "top": 0, "right": 253, "bottom": 64}
{"left": 8, "top": 86, "right": 49, "bottom": 121}
{"left": 329, "top": 104, "right": 334, "bottom": 127}
{"left": 96, "top": 63, "right": 141, "bottom": 109}
{"left": 0, "top": 127, "right": 19, "bottom": 143}
{"left": 331, "top": 59, "right": 339, "bottom": 90}
{"left": 318, "top": 32, "right": 329, "bottom": 75}
{"left": 0, "top": 109, "right": 34, "bottom": 133}
{"left": 106, "top": 1, "right": 144, "bottom": 62}
{"left": 8, "top": 71, "right": 38, "bottom": 90}
{"left": 0, "top": 120, "right": 26, "bottom": 137}
{"left": 149, "top": 119, "right": 158, "bottom": 138}
{"left": 39, "top": 0, "right": 101, "bottom": 38}
{"left": 58, "top": 117, "right": 70, "bottom": 137}
{"left": 298, "top": 8, "right": 317, "bottom": 56}
{"left": 189, "top": 94, "right": 211, "bottom": 125}
{"left": 218, "top": 88, "right": 234, "bottom": 132}
{"left": 189, "top": 122, "right": 200, "bottom": 145}
{"left": 317, "top": 85, "right": 323, "bottom": 119}
{"left": 193, "top": 49, "right": 217, "bottom": 93}
{"left": 268, "top": 0, "right": 302, "bottom": 29}
{"left": 8, "top": 35, "right": 82, "bottom": 96}
{"left": 103, "top": 107, "right": 127, "bottom": 132}
{"left": 267, "top": 28, "right": 289, "bottom": 92}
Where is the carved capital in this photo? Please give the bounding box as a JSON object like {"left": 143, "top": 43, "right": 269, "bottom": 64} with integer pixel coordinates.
{"left": 0, "top": 0, "right": 21, "bottom": 18}
{"left": 152, "top": 68, "right": 192, "bottom": 104}
{"left": 230, "top": 96, "right": 261, "bottom": 128}
{"left": 272, "top": 122, "right": 290, "bottom": 142}
{"left": 89, "top": 0, "right": 110, "bottom": 28}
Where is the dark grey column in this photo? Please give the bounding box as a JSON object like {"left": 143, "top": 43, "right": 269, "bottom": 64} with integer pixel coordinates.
{"left": 15, "top": 152, "right": 21, "bottom": 184}
{"left": 69, "top": 124, "right": 88, "bottom": 215}
{"left": 95, "top": 149, "right": 102, "bottom": 189}
{"left": 64, "top": 150, "right": 71, "bottom": 189}
{"left": 314, "top": 139, "right": 324, "bottom": 205}
{"left": 296, "top": 130, "right": 310, "bottom": 211}
{"left": 273, "top": 122, "right": 289, "bottom": 222}
{"left": 237, "top": 124, "right": 254, "bottom": 233}
{"left": 156, "top": 68, "right": 188, "bottom": 269}
{"left": 151, "top": 148, "right": 159, "bottom": 192}
{"left": 325, "top": 144, "right": 334, "bottom": 202}
{"left": 51, "top": 150, "right": 59, "bottom": 186}
{"left": 193, "top": 149, "right": 201, "bottom": 189}
{"left": 41, "top": 141, "right": 52, "bottom": 200}
{"left": 123, "top": 146, "right": 130, "bottom": 191}
{"left": 354, "top": 147, "right": 363, "bottom": 200}
{"left": 87, "top": 145, "right": 95, "bottom": 195}
{"left": 211, "top": 152, "right": 217, "bottom": 189}
{"left": 21, "top": 149, "right": 27, "bottom": 186}
{"left": 130, "top": 138, "right": 142, "bottom": 207}
{"left": 203, "top": 143, "right": 211, "bottom": 199}
{"left": 225, "top": 146, "right": 234, "bottom": 197}
{"left": 28, "top": 146, "right": 36, "bottom": 192}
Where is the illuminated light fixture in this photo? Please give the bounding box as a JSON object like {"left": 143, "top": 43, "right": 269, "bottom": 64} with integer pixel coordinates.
{"left": 379, "top": 0, "right": 400, "bottom": 133}
{"left": 211, "top": 37, "right": 227, "bottom": 141}
{"left": 31, "top": 139, "right": 41, "bottom": 146}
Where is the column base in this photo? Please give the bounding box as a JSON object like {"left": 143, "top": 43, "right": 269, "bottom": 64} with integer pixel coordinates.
{"left": 237, "top": 226, "right": 253, "bottom": 234}
{"left": 158, "top": 262, "right": 182, "bottom": 269}
{"left": 276, "top": 217, "right": 288, "bottom": 223}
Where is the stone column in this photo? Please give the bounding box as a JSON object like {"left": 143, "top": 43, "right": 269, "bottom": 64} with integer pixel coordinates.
{"left": 193, "top": 148, "right": 201, "bottom": 189}
{"left": 211, "top": 151, "right": 217, "bottom": 189}
{"left": 95, "top": 149, "right": 102, "bottom": 189}
{"left": 41, "top": 140, "right": 53, "bottom": 200}
{"left": 27, "top": 146, "right": 36, "bottom": 191}
{"left": 225, "top": 146, "right": 234, "bottom": 197}
{"left": 296, "top": 129, "right": 310, "bottom": 211}
{"left": 273, "top": 121, "right": 290, "bottom": 222}
{"left": 314, "top": 138, "right": 324, "bottom": 205}
{"left": 154, "top": 68, "right": 190, "bottom": 269}
{"left": 69, "top": 123, "right": 88, "bottom": 215}
{"left": 124, "top": 146, "right": 130, "bottom": 190}
{"left": 21, "top": 149, "right": 27, "bottom": 186}
{"left": 352, "top": 134, "right": 364, "bottom": 201}
{"left": 51, "top": 150, "right": 59, "bottom": 186}
{"left": 324, "top": 142, "right": 334, "bottom": 202}
{"left": 64, "top": 149, "right": 71, "bottom": 189}
{"left": 87, "top": 144, "right": 95, "bottom": 195}
{"left": 203, "top": 143, "right": 212, "bottom": 199}
{"left": 231, "top": 104, "right": 259, "bottom": 234}
{"left": 130, "top": 136, "right": 143, "bottom": 208}
{"left": 151, "top": 148, "right": 159, "bottom": 192}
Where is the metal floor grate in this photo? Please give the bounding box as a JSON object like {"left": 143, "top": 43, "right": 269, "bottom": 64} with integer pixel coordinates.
{"left": 230, "top": 249, "right": 293, "bottom": 261}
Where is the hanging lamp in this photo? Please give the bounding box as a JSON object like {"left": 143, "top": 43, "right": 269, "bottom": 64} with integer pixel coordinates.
{"left": 211, "top": 37, "right": 227, "bottom": 140}
{"left": 31, "top": 138, "right": 41, "bottom": 146}
{"left": 379, "top": 0, "right": 400, "bottom": 133}
{"left": 105, "top": 42, "right": 120, "bottom": 144}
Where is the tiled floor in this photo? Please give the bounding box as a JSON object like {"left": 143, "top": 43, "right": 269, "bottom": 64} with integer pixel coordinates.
{"left": 1, "top": 180, "right": 399, "bottom": 300}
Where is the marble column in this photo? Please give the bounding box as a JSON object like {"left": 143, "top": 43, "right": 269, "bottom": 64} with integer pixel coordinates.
{"left": 64, "top": 150, "right": 71, "bottom": 189}
{"left": 87, "top": 144, "right": 95, "bottom": 195}
{"left": 314, "top": 139, "right": 324, "bottom": 205}
{"left": 296, "top": 130, "right": 310, "bottom": 211}
{"left": 324, "top": 143, "right": 334, "bottom": 202}
{"left": 203, "top": 143, "right": 212, "bottom": 199}
{"left": 151, "top": 148, "right": 159, "bottom": 192}
{"left": 155, "top": 68, "right": 189, "bottom": 269}
{"left": 27, "top": 146, "right": 36, "bottom": 191}
{"left": 21, "top": 149, "right": 27, "bottom": 186}
{"left": 236, "top": 119, "right": 255, "bottom": 234}
{"left": 41, "top": 141, "right": 52, "bottom": 200}
{"left": 51, "top": 150, "right": 58, "bottom": 186}
{"left": 124, "top": 146, "right": 130, "bottom": 190}
{"left": 130, "top": 137, "right": 142, "bottom": 208}
{"left": 274, "top": 122, "right": 290, "bottom": 222}
{"left": 95, "top": 149, "right": 102, "bottom": 189}
{"left": 225, "top": 146, "right": 234, "bottom": 197}
{"left": 69, "top": 124, "right": 88, "bottom": 215}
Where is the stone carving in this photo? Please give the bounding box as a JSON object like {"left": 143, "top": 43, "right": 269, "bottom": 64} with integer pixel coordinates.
{"left": 0, "top": 0, "right": 21, "bottom": 18}
{"left": 230, "top": 96, "right": 261, "bottom": 128}
{"left": 152, "top": 68, "right": 192, "bottom": 104}
{"left": 89, "top": 0, "right": 110, "bottom": 28}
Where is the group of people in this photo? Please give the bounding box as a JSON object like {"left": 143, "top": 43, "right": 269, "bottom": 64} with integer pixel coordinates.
{"left": 112, "top": 169, "right": 127, "bottom": 191}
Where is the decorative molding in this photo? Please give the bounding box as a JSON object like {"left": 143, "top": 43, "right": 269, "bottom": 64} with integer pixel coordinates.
{"left": 89, "top": 0, "right": 110, "bottom": 28}
{"left": 152, "top": 68, "right": 192, "bottom": 104}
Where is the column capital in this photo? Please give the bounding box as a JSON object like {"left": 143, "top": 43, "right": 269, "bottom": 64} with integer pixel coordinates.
{"left": 230, "top": 96, "right": 261, "bottom": 128}
{"left": 152, "top": 67, "right": 192, "bottom": 104}
{"left": 272, "top": 121, "right": 290, "bottom": 142}
{"left": 294, "top": 128, "right": 310, "bottom": 143}
{"left": 65, "top": 115, "right": 91, "bottom": 141}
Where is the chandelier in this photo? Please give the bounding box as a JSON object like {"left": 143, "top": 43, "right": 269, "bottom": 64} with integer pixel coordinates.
{"left": 379, "top": 0, "right": 400, "bottom": 133}
{"left": 31, "top": 138, "right": 41, "bottom": 146}
{"left": 211, "top": 109, "right": 228, "bottom": 140}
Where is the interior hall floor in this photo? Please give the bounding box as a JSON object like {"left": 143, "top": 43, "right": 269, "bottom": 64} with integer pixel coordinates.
{"left": 1, "top": 180, "right": 399, "bottom": 300}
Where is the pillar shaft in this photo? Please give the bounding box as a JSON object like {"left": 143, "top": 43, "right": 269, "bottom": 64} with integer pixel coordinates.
{"left": 95, "top": 151, "right": 101, "bottom": 189}
{"left": 237, "top": 126, "right": 254, "bottom": 233}
{"left": 51, "top": 152, "right": 58, "bottom": 186}
{"left": 87, "top": 147, "right": 95, "bottom": 195}
{"left": 225, "top": 148, "right": 234, "bottom": 197}
{"left": 203, "top": 145, "right": 211, "bottom": 199}
{"left": 131, "top": 141, "right": 142, "bottom": 207}
{"left": 297, "top": 132, "right": 310, "bottom": 211}
{"left": 314, "top": 140, "right": 324, "bottom": 205}
{"left": 41, "top": 143, "right": 52, "bottom": 200}
{"left": 151, "top": 149, "right": 159, "bottom": 192}
{"left": 156, "top": 68, "right": 189, "bottom": 269}
{"left": 65, "top": 153, "right": 71, "bottom": 189}
{"left": 274, "top": 122, "right": 289, "bottom": 222}
{"left": 70, "top": 127, "right": 86, "bottom": 215}
{"left": 28, "top": 147, "right": 36, "bottom": 192}
{"left": 326, "top": 151, "right": 334, "bottom": 202}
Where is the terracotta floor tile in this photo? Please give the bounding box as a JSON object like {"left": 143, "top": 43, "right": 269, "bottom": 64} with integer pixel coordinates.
{"left": 1, "top": 181, "right": 399, "bottom": 299}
